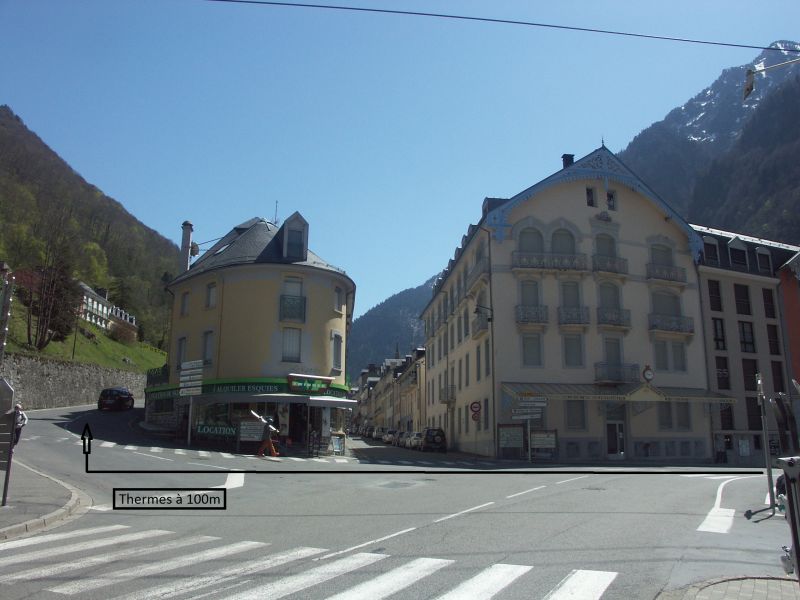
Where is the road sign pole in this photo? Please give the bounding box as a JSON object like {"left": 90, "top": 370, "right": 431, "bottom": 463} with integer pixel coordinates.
{"left": 527, "top": 418, "right": 531, "bottom": 463}
{"left": 187, "top": 396, "right": 193, "bottom": 447}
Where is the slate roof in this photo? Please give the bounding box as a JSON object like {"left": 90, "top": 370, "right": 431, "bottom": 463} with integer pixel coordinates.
{"left": 170, "top": 216, "right": 349, "bottom": 286}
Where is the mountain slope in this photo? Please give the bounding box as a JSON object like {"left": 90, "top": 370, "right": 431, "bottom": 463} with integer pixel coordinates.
{"left": 689, "top": 74, "right": 800, "bottom": 243}
{"left": 346, "top": 275, "right": 437, "bottom": 382}
{"left": 619, "top": 41, "right": 800, "bottom": 215}
{"left": 0, "top": 105, "right": 181, "bottom": 345}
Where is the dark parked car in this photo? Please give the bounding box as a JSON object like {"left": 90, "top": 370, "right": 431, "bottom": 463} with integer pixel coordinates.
{"left": 98, "top": 387, "right": 135, "bottom": 411}
{"left": 419, "top": 427, "right": 447, "bottom": 452}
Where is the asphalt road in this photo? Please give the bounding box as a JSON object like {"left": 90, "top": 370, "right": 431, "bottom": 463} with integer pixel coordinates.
{"left": 3, "top": 403, "right": 792, "bottom": 600}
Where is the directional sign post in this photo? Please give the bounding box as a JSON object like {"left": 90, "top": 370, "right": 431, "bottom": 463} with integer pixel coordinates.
{"left": 0, "top": 378, "right": 15, "bottom": 506}
{"left": 179, "top": 361, "right": 205, "bottom": 446}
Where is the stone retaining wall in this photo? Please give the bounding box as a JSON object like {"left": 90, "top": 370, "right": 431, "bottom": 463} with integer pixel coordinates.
{"left": 0, "top": 354, "right": 146, "bottom": 409}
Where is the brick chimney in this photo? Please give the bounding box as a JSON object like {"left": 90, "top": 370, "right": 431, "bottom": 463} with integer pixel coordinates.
{"left": 562, "top": 154, "right": 574, "bottom": 168}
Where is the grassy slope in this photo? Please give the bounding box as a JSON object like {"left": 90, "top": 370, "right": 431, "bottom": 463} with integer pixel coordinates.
{"left": 6, "top": 297, "right": 166, "bottom": 373}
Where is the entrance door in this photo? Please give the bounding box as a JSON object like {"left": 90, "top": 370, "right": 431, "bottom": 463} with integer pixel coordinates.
{"left": 606, "top": 422, "right": 625, "bottom": 458}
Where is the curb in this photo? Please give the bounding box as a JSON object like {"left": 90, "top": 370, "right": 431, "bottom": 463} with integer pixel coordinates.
{"left": 656, "top": 576, "right": 800, "bottom": 599}
{"left": 0, "top": 461, "right": 91, "bottom": 541}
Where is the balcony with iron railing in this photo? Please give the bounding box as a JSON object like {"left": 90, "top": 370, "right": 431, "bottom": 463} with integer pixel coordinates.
{"left": 512, "top": 252, "right": 588, "bottom": 271}
{"left": 592, "top": 254, "right": 629, "bottom": 275}
{"left": 596, "top": 307, "right": 631, "bottom": 329}
{"left": 648, "top": 313, "right": 694, "bottom": 334}
{"left": 146, "top": 363, "right": 170, "bottom": 387}
{"left": 280, "top": 295, "right": 307, "bottom": 322}
{"left": 439, "top": 385, "right": 456, "bottom": 404}
{"left": 466, "top": 256, "right": 490, "bottom": 291}
{"left": 594, "top": 362, "right": 640, "bottom": 384}
{"left": 646, "top": 263, "right": 687, "bottom": 284}
{"left": 471, "top": 313, "right": 489, "bottom": 338}
{"left": 515, "top": 304, "right": 548, "bottom": 324}
{"left": 558, "top": 306, "right": 590, "bottom": 326}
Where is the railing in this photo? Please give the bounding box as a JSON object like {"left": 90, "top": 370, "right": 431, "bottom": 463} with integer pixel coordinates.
{"left": 471, "top": 313, "right": 489, "bottom": 337}
{"left": 146, "top": 363, "right": 170, "bottom": 387}
{"left": 648, "top": 313, "right": 695, "bottom": 333}
{"left": 596, "top": 307, "right": 631, "bottom": 328}
{"left": 558, "top": 306, "right": 590, "bottom": 325}
{"left": 467, "top": 256, "right": 489, "bottom": 290}
{"left": 515, "top": 304, "right": 548, "bottom": 324}
{"left": 280, "top": 295, "right": 306, "bottom": 322}
{"left": 439, "top": 385, "right": 456, "bottom": 404}
{"left": 592, "top": 254, "right": 629, "bottom": 275}
{"left": 594, "top": 362, "right": 640, "bottom": 383}
{"left": 646, "top": 263, "right": 687, "bottom": 283}
{"left": 512, "top": 252, "right": 588, "bottom": 271}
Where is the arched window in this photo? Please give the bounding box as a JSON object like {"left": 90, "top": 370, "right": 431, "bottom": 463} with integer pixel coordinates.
{"left": 552, "top": 229, "right": 576, "bottom": 255}
{"left": 651, "top": 244, "right": 673, "bottom": 266}
{"left": 596, "top": 234, "right": 616, "bottom": 258}
{"left": 598, "top": 282, "right": 620, "bottom": 309}
{"left": 518, "top": 228, "right": 544, "bottom": 253}
{"left": 652, "top": 291, "right": 681, "bottom": 316}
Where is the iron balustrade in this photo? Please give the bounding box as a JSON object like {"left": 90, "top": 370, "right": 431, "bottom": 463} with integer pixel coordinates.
{"left": 146, "top": 364, "right": 170, "bottom": 387}
{"left": 558, "top": 306, "right": 590, "bottom": 325}
{"left": 467, "top": 256, "right": 490, "bottom": 290}
{"left": 280, "top": 295, "right": 306, "bottom": 322}
{"left": 515, "top": 304, "right": 549, "bottom": 323}
{"left": 512, "top": 252, "right": 588, "bottom": 271}
{"left": 471, "top": 313, "right": 489, "bottom": 337}
{"left": 592, "top": 254, "right": 629, "bottom": 274}
{"left": 648, "top": 313, "right": 694, "bottom": 333}
{"left": 596, "top": 307, "right": 631, "bottom": 327}
{"left": 646, "top": 263, "right": 687, "bottom": 283}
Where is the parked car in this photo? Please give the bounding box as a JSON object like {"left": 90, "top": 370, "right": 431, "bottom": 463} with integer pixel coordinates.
{"left": 373, "top": 427, "right": 386, "bottom": 440}
{"left": 408, "top": 431, "right": 423, "bottom": 449}
{"left": 98, "top": 387, "right": 135, "bottom": 411}
{"left": 383, "top": 429, "right": 398, "bottom": 444}
{"left": 419, "top": 427, "right": 447, "bottom": 452}
{"left": 365, "top": 425, "right": 375, "bottom": 438}
{"left": 395, "top": 431, "right": 409, "bottom": 447}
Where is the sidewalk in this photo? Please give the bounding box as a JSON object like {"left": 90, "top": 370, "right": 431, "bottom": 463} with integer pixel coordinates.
{"left": 0, "top": 459, "right": 88, "bottom": 540}
{"left": 657, "top": 577, "right": 800, "bottom": 599}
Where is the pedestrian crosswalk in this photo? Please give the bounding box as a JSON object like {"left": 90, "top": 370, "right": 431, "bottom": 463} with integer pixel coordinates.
{"left": 0, "top": 524, "right": 619, "bottom": 599}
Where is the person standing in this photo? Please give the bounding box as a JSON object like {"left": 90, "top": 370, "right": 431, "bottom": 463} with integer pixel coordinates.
{"left": 256, "top": 415, "right": 279, "bottom": 457}
{"left": 13, "top": 403, "right": 27, "bottom": 446}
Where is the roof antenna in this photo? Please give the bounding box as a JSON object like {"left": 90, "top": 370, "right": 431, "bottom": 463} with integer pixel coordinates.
{"left": 273, "top": 200, "right": 280, "bottom": 226}
{"left": 601, "top": 136, "right": 605, "bottom": 147}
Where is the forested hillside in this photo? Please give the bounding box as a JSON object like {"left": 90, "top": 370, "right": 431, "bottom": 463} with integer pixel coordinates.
{"left": 0, "top": 105, "right": 181, "bottom": 348}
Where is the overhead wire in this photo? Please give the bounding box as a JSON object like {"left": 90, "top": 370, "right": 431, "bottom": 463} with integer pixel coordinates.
{"left": 204, "top": 0, "right": 800, "bottom": 54}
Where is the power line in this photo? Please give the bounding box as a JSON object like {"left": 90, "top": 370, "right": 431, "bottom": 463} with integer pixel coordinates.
{"left": 205, "top": 0, "right": 799, "bottom": 54}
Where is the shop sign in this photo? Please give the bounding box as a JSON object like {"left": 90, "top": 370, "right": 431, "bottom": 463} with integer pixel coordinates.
{"left": 195, "top": 423, "right": 237, "bottom": 437}
{"left": 288, "top": 375, "right": 330, "bottom": 394}
{"left": 530, "top": 430, "right": 557, "bottom": 449}
{"left": 205, "top": 383, "right": 281, "bottom": 394}
{"left": 239, "top": 421, "right": 265, "bottom": 442}
{"left": 499, "top": 426, "right": 523, "bottom": 448}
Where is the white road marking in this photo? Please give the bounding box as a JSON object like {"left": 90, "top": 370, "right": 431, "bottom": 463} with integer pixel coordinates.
{"left": 88, "top": 504, "right": 113, "bottom": 511}
{"left": 110, "top": 546, "right": 325, "bottom": 600}
{"left": 197, "top": 450, "right": 210, "bottom": 457}
{"left": 334, "top": 458, "right": 348, "bottom": 463}
{"left": 224, "top": 552, "right": 387, "bottom": 600}
{"left": 543, "top": 569, "right": 618, "bottom": 600}
{"left": 124, "top": 445, "right": 138, "bottom": 450}
{"left": 697, "top": 475, "right": 760, "bottom": 533}
{"left": 132, "top": 451, "right": 172, "bottom": 461}
{"left": 264, "top": 457, "right": 282, "bottom": 462}
{"left": 174, "top": 449, "right": 186, "bottom": 455}
{"left": 310, "top": 458, "right": 328, "bottom": 463}
{"left": 188, "top": 462, "right": 228, "bottom": 469}
{"left": 507, "top": 485, "right": 546, "bottom": 499}
{"left": 47, "top": 540, "right": 266, "bottom": 595}
{"left": 219, "top": 452, "right": 235, "bottom": 458}
{"left": 434, "top": 563, "right": 533, "bottom": 600}
{"left": 326, "top": 557, "right": 454, "bottom": 600}
{"left": 214, "top": 472, "right": 245, "bottom": 489}
{"left": 100, "top": 441, "right": 116, "bottom": 448}
{"left": 555, "top": 475, "right": 589, "bottom": 485}
{"left": 434, "top": 502, "right": 495, "bottom": 523}
{"left": 149, "top": 446, "right": 163, "bottom": 453}
{"left": 5, "top": 530, "right": 174, "bottom": 566}
{"left": 680, "top": 474, "right": 711, "bottom": 477}
{"left": 0, "top": 535, "right": 213, "bottom": 584}
{"left": 320, "top": 528, "right": 417, "bottom": 560}
{"left": 286, "top": 457, "right": 305, "bottom": 461}
{"left": 0, "top": 525, "right": 128, "bottom": 551}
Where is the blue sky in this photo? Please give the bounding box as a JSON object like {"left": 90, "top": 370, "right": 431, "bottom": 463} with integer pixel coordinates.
{"left": 2, "top": 0, "right": 798, "bottom": 317}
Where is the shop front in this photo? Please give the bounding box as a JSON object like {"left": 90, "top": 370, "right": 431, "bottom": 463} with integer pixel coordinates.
{"left": 145, "top": 374, "right": 355, "bottom": 454}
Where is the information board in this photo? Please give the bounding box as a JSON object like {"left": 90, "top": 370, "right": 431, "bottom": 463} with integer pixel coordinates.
{"left": 238, "top": 421, "right": 265, "bottom": 442}
{"left": 499, "top": 425, "right": 523, "bottom": 448}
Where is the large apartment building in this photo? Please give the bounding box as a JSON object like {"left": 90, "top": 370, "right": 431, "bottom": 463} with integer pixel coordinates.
{"left": 421, "top": 147, "right": 738, "bottom": 461}
{"left": 693, "top": 225, "right": 800, "bottom": 466}
{"left": 144, "top": 213, "right": 356, "bottom": 452}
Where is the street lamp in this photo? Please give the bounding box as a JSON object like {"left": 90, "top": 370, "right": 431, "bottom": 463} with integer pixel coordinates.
{"left": 474, "top": 305, "right": 493, "bottom": 322}
{"left": 743, "top": 56, "right": 800, "bottom": 100}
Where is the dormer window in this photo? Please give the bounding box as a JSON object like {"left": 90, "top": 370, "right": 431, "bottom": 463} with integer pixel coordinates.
{"left": 703, "top": 237, "right": 719, "bottom": 266}
{"left": 728, "top": 238, "right": 748, "bottom": 271}
{"left": 756, "top": 248, "right": 772, "bottom": 274}
{"left": 282, "top": 212, "right": 309, "bottom": 261}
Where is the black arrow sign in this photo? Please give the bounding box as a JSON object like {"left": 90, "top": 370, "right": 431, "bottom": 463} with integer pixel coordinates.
{"left": 81, "top": 423, "right": 93, "bottom": 471}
